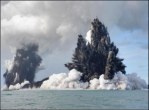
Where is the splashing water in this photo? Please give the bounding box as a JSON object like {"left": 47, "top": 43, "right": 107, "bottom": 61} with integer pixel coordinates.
{"left": 41, "top": 69, "right": 89, "bottom": 89}
{"left": 2, "top": 69, "right": 147, "bottom": 91}
{"left": 40, "top": 69, "right": 147, "bottom": 90}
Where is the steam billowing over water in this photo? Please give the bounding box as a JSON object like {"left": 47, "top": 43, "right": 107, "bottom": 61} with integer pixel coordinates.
{"left": 2, "top": 69, "right": 147, "bottom": 90}
{"left": 2, "top": 19, "right": 148, "bottom": 91}
{"left": 35, "top": 69, "right": 148, "bottom": 90}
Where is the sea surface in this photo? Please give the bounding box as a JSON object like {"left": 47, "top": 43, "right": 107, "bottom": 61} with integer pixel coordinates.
{"left": 1, "top": 89, "right": 148, "bottom": 109}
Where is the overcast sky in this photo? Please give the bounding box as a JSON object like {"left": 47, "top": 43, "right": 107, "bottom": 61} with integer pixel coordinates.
{"left": 1, "top": 1, "right": 148, "bottom": 85}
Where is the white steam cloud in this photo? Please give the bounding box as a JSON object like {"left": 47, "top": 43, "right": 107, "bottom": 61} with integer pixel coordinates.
{"left": 86, "top": 30, "right": 92, "bottom": 45}
{"left": 40, "top": 69, "right": 147, "bottom": 90}
{"left": 5, "top": 58, "right": 15, "bottom": 72}
{"left": 2, "top": 80, "right": 30, "bottom": 91}
{"left": 1, "top": 1, "right": 148, "bottom": 54}
{"left": 41, "top": 69, "right": 88, "bottom": 89}
{"left": 3, "top": 69, "right": 147, "bottom": 91}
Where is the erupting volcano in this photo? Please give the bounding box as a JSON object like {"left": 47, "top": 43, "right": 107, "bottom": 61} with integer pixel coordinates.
{"left": 3, "top": 43, "right": 42, "bottom": 88}
{"left": 3, "top": 18, "right": 147, "bottom": 90}
{"left": 65, "top": 18, "right": 126, "bottom": 82}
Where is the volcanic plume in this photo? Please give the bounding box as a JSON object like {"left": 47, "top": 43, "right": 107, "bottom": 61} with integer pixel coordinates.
{"left": 3, "top": 43, "right": 42, "bottom": 88}
{"left": 65, "top": 18, "right": 126, "bottom": 82}
{"left": 3, "top": 18, "right": 147, "bottom": 90}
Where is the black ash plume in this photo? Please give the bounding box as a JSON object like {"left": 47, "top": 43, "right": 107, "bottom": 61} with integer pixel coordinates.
{"left": 65, "top": 18, "right": 126, "bottom": 82}
{"left": 3, "top": 43, "right": 42, "bottom": 87}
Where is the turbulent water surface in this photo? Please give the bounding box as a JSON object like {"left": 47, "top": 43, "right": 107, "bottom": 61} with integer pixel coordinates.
{"left": 1, "top": 90, "right": 148, "bottom": 109}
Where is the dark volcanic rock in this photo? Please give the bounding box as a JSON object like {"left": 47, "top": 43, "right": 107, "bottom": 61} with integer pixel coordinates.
{"left": 65, "top": 18, "right": 126, "bottom": 82}
{"left": 22, "top": 77, "right": 49, "bottom": 89}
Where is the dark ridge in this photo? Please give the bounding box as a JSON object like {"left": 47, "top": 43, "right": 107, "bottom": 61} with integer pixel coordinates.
{"left": 22, "top": 77, "right": 49, "bottom": 89}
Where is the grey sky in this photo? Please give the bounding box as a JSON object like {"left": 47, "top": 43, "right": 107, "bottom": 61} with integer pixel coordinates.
{"left": 1, "top": 1, "right": 148, "bottom": 85}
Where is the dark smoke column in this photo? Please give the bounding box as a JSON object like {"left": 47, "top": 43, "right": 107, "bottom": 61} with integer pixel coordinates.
{"left": 3, "top": 43, "right": 42, "bottom": 87}
{"left": 65, "top": 18, "right": 126, "bottom": 82}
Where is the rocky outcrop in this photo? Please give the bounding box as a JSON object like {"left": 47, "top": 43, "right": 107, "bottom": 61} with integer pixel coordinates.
{"left": 22, "top": 77, "right": 49, "bottom": 89}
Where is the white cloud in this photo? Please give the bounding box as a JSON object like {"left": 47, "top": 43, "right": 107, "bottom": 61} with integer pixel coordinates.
{"left": 2, "top": 15, "right": 47, "bottom": 34}
{"left": 1, "top": 1, "right": 148, "bottom": 53}
{"left": 1, "top": 1, "right": 148, "bottom": 83}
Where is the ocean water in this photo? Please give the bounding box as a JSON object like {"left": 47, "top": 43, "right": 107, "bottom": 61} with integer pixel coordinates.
{"left": 1, "top": 89, "right": 148, "bottom": 109}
